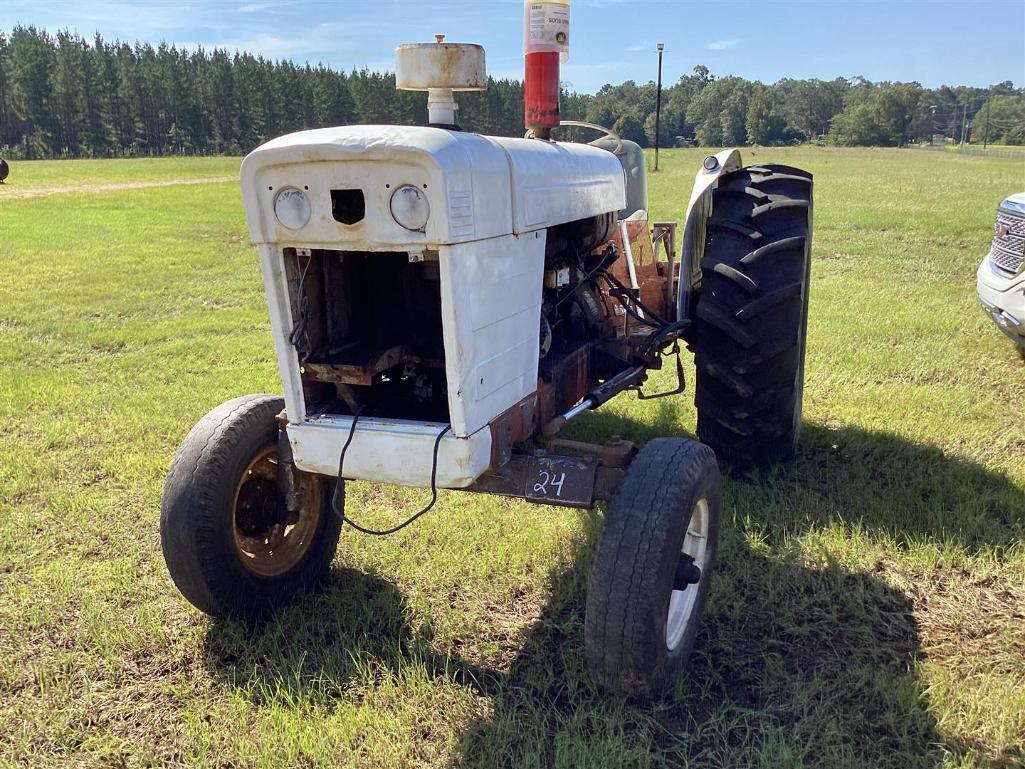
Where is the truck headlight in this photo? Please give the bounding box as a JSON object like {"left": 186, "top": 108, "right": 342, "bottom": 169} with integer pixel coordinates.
{"left": 273, "top": 187, "right": 311, "bottom": 230}
{"left": 390, "top": 185, "right": 430, "bottom": 231}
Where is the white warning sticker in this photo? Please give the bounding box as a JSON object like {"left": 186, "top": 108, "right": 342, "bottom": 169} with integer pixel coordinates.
{"left": 526, "top": 1, "right": 570, "bottom": 53}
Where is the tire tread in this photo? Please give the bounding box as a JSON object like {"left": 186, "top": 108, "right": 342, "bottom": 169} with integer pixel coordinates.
{"left": 585, "top": 439, "right": 720, "bottom": 698}
{"left": 691, "top": 164, "right": 813, "bottom": 466}
{"left": 160, "top": 394, "right": 341, "bottom": 620}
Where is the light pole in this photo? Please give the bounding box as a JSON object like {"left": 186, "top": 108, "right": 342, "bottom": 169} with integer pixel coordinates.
{"left": 654, "top": 42, "right": 664, "bottom": 171}
{"left": 983, "top": 90, "right": 992, "bottom": 150}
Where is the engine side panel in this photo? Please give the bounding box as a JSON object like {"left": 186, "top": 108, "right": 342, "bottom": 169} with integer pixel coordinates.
{"left": 439, "top": 232, "right": 546, "bottom": 436}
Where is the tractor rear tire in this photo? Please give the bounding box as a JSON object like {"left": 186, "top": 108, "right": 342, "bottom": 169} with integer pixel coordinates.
{"left": 584, "top": 438, "right": 721, "bottom": 698}
{"left": 160, "top": 394, "right": 342, "bottom": 621}
{"left": 691, "top": 163, "right": 813, "bottom": 466}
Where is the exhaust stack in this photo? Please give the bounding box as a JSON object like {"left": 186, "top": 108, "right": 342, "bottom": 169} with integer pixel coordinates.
{"left": 524, "top": 0, "right": 570, "bottom": 139}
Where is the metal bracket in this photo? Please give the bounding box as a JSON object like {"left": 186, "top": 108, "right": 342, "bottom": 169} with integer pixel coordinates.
{"left": 524, "top": 455, "right": 598, "bottom": 508}
{"left": 489, "top": 393, "right": 538, "bottom": 468}
{"left": 469, "top": 440, "right": 633, "bottom": 510}
{"left": 652, "top": 221, "right": 678, "bottom": 322}
{"left": 636, "top": 341, "right": 686, "bottom": 400}
{"left": 274, "top": 412, "right": 302, "bottom": 525}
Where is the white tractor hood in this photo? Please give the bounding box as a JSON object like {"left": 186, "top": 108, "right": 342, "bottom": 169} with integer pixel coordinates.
{"left": 240, "top": 124, "right": 626, "bottom": 248}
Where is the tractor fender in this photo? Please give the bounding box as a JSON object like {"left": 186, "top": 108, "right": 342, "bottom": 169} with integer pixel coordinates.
{"left": 676, "top": 148, "right": 743, "bottom": 321}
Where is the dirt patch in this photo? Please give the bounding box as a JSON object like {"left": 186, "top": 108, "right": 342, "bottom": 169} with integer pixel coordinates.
{"left": 886, "top": 561, "right": 1025, "bottom": 763}
{"left": 900, "top": 564, "right": 1025, "bottom": 674}
{"left": 0, "top": 176, "right": 236, "bottom": 201}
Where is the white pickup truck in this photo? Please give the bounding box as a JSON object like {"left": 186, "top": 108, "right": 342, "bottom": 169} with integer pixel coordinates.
{"left": 977, "top": 192, "right": 1025, "bottom": 359}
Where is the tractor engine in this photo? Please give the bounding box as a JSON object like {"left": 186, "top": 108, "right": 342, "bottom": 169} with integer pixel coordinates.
{"left": 268, "top": 210, "right": 624, "bottom": 429}
{"left": 538, "top": 213, "right": 618, "bottom": 361}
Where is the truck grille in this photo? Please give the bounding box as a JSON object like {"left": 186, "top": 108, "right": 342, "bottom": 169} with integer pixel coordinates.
{"left": 990, "top": 209, "right": 1025, "bottom": 275}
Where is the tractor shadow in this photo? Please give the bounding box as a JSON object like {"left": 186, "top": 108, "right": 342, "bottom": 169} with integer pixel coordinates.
{"left": 569, "top": 399, "right": 1024, "bottom": 555}
{"left": 203, "top": 403, "right": 1024, "bottom": 767}
{"left": 454, "top": 406, "right": 1024, "bottom": 766}
{"left": 202, "top": 567, "right": 500, "bottom": 708}
{"left": 457, "top": 541, "right": 941, "bottom": 768}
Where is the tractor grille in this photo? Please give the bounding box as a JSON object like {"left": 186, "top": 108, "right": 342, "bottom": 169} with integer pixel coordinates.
{"left": 990, "top": 209, "right": 1025, "bottom": 275}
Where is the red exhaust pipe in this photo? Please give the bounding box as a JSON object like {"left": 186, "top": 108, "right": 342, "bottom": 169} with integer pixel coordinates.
{"left": 525, "top": 51, "right": 560, "bottom": 139}
{"left": 524, "top": 1, "right": 570, "bottom": 140}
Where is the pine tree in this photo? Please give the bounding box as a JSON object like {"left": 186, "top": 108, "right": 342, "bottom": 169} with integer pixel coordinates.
{"left": 0, "top": 26, "right": 1020, "bottom": 159}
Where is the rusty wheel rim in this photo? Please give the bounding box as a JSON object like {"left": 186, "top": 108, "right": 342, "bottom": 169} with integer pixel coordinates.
{"left": 231, "top": 445, "right": 322, "bottom": 578}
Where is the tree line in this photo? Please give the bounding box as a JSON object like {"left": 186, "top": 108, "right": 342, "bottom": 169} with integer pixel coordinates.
{"left": 1, "top": 25, "right": 1022, "bottom": 160}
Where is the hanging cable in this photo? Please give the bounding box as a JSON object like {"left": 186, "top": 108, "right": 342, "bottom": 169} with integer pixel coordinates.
{"left": 288, "top": 251, "right": 313, "bottom": 361}
{"left": 597, "top": 270, "right": 669, "bottom": 328}
{"left": 600, "top": 267, "right": 670, "bottom": 325}
{"left": 552, "top": 242, "right": 616, "bottom": 312}
{"left": 330, "top": 409, "right": 451, "bottom": 536}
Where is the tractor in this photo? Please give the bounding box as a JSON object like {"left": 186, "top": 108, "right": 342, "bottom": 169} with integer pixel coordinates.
{"left": 160, "top": 15, "right": 812, "bottom": 698}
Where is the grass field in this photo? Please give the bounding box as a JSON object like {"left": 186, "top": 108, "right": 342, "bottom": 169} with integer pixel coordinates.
{"left": 1, "top": 147, "right": 1023, "bottom": 769}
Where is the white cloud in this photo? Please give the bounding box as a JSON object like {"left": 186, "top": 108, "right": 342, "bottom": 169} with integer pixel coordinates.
{"left": 236, "top": 2, "right": 284, "bottom": 13}
{"left": 204, "top": 20, "right": 380, "bottom": 60}
{"left": 5, "top": 0, "right": 208, "bottom": 37}
{"left": 707, "top": 37, "right": 739, "bottom": 51}
{"left": 626, "top": 43, "right": 646, "bottom": 52}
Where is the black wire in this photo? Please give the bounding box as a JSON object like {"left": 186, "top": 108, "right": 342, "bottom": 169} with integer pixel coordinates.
{"left": 597, "top": 273, "right": 664, "bottom": 329}
{"left": 288, "top": 252, "right": 312, "bottom": 361}
{"left": 639, "top": 319, "right": 691, "bottom": 356}
{"left": 552, "top": 243, "right": 612, "bottom": 311}
{"left": 611, "top": 289, "right": 662, "bottom": 328}
{"left": 330, "top": 409, "right": 451, "bottom": 536}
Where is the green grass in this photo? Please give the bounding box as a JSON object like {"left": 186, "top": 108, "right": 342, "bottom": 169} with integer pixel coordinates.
{"left": 1, "top": 148, "right": 1023, "bottom": 768}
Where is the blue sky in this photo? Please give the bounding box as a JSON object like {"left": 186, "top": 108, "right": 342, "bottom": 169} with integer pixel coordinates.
{"left": 2, "top": 0, "right": 1022, "bottom": 93}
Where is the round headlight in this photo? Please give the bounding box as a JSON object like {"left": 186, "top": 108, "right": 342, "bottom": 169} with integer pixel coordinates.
{"left": 273, "top": 187, "right": 311, "bottom": 230}
{"left": 390, "top": 185, "right": 430, "bottom": 232}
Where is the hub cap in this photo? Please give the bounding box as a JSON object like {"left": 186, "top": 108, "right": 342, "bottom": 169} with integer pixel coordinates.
{"left": 666, "top": 497, "right": 709, "bottom": 651}
{"left": 231, "top": 445, "right": 322, "bottom": 578}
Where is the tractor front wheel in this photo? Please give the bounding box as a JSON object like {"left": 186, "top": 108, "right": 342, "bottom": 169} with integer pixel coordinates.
{"left": 160, "top": 394, "right": 342, "bottom": 620}
{"left": 584, "top": 438, "right": 721, "bottom": 698}
{"left": 692, "top": 163, "right": 813, "bottom": 466}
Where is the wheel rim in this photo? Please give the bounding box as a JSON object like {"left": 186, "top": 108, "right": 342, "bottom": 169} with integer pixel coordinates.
{"left": 666, "top": 497, "right": 709, "bottom": 651}
{"left": 231, "top": 445, "right": 322, "bottom": 578}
